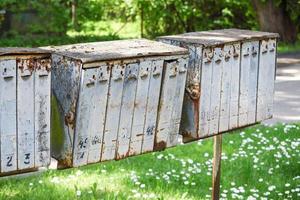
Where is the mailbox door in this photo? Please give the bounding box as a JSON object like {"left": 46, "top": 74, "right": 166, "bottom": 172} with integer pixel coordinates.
{"left": 73, "top": 68, "right": 97, "bottom": 167}
{"left": 229, "top": 43, "right": 241, "bottom": 130}
{"left": 239, "top": 42, "right": 252, "bottom": 127}
{"left": 266, "top": 39, "right": 277, "bottom": 119}
{"left": 87, "top": 65, "right": 111, "bottom": 164}
{"left": 0, "top": 59, "right": 17, "bottom": 173}
{"left": 248, "top": 41, "right": 259, "bottom": 124}
{"left": 101, "top": 64, "right": 125, "bottom": 161}
{"left": 17, "top": 59, "right": 35, "bottom": 170}
{"left": 199, "top": 48, "right": 214, "bottom": 138}
{"left": 208, "top": 48, "right": 223, "bottom": 136}
{"left": 219, "top": 45, "right": 234, "bottom": 132}
{"left": 167, "top": 58, "right": 188, "bottom": 146}
{"left": 129, "top": 61, "right": 151, "bottom": 156}
{"left": 257, "top": 39, "right": 277, "bottom": 121}
{"left": 141, "top": 60, "right": 163, "bottom": 153}
{"left": 117, "top": 63, "right": 139, "bottom": 159}
{"left": 35, "top": 59, "right": 51, "bottom": 167}
{"left": 155, "top": 59, "right": 180, "bottom": 150}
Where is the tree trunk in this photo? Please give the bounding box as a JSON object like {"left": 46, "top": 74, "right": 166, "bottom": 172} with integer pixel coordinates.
{"left": 71, "top": 0, "right": 78, "bottom": 30}
{"left": 251, "top": 0, "right": 297, "bottom": 43}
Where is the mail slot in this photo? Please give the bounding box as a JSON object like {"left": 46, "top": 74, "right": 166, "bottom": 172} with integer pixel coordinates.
{"left": 158, "top": 29, "right": 279, "bottom": 142}
{"left": 0, "top": 48, "right": 51, "bottom": 176}
{"left": 50, "top": 39, "right": 188, "bottom": 168}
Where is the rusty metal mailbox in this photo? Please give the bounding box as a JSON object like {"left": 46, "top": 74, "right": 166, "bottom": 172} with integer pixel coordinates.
{"left": 0, "top": 48, "right": 51, "bottom": 176}
{"left": 158, "top": 29, "right": 279, "bottom": 142}
{"left": 50, "top": 39, "right": 188, "bottom": 168}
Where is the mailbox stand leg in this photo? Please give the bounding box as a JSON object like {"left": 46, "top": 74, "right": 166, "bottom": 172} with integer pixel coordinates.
{"left": 212, "top": 134, "right": 222, "bottom": 200}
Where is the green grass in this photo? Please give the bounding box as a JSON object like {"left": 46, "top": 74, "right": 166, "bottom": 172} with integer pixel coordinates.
{"left": 0, "top": 123, "right": 299, "bottom": 199}
{"left": 277, "top": 41, "right": 300, "bottom": 54}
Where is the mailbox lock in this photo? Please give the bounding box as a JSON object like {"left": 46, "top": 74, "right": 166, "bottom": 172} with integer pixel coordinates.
{"left": 140, "top": 70, "right": 148, "bottom": 79}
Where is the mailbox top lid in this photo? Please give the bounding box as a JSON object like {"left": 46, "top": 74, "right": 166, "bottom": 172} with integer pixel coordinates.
{"left": 0, "top": 47, "right": 51, "bottom": 56}
{"left": 158, "top": 29, "right": 280, "bottom": 47}
{"left": 46, "top": 39, "right": 188, "bottom": 63}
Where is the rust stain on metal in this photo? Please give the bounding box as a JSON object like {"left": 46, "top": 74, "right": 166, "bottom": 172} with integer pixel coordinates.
{"left": 64, "top": 101, "right": 77, "bottom": 129}
{"left": 57, "top": 152, "right": 73, "bottom": 168}
{"left": 154, "top": 141, "right": 167, "bottom": 151}
{"left": 182, "top": 130, "right": 198, "bottom": 143}
{"left": 186, "top": 82, "right": 201, "bottom": 137}
{"left": 16, "top": 58, "right": 36, "bottom": 73}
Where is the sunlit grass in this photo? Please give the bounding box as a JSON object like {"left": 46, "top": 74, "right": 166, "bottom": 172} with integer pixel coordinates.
{"left": 67, "top": 20, "right": 141, "bottom": 39}
{"left": 0, "top": 122, "right": 299, "bottom": 199}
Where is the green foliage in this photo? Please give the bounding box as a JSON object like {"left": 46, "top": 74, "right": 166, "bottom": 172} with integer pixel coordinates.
{"left": 133, "top": 0, "right": 258, "bottom": 38}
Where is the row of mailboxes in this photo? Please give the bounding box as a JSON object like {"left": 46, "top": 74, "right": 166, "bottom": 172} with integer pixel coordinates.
{"left": 0, "top": 29, "right": 278, "bottom": 175}
{"left": 0, "top": 48, "right": 51, "bottom": 175}
{"left": 50, "top": 39, "right": 189, "bottom": 168}
{"left": 158, "top": 29, "right": 279, "bottom": 142}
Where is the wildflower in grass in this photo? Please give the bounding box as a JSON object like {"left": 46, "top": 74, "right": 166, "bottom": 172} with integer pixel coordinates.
{"left": 100, "top": 169, "right": 107, "bottom": 173}
{"left": 140, "top": 184, "right": 145, "bottom": 188}
{"left": 133, "top": 193, "right": 141, "bottom": 198}
{"left": 76, "top": 190, "right": 81, "bottom": 196}
{"left": 268, "top": 185, "right": 276, "bottom": 191}
{"left": 183, "top": 181, "right": 189, "bottom": 185}
{"left": 157, "top": 154, "right": 164, "bottom": 159}
{"left": 29, "top": 182, "right": 33, "bottom": 186}
{"left": 285, "top": 183, "right": 290, "bottom": 187}
{"left": 204, "top": 153, "right": 209, "bottom": 157}
{"left": 76, "top": 170, "right": 83, "bottom": 176}
{"left": 191, "top": 182, "right": 196, "bottom": 186}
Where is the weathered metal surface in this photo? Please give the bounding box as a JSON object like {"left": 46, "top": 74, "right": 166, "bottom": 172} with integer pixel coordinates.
{"left": 44, "top": 39, "right": 188, "bottom": 64}
{"left": 127, "top": 61, "right": 149, "bottom": 157}
{"left": 167, "top": 58, "right": 188, "bottom": 146}
{"left": 155, "top": 58, "right": 188, "bottom": 150}
{"left": 228, "top": 43, "right": 240, "bottom": 130}
{"left": 101, "top": 64, "right": 125, "bottom": 161}
{"left": 51, "top": 40, "right": 189, "bottom": 168}
{"left": 0, "top": 53, "right": 51, "bottom": 176}
{"left": 257, "top": 39, "right": 277, "bottom": 121}
{"left": 158, "top": 29, "right": 278, "bottom": 142}
{"left": 34, "top": 59, "right": 51, "bottom": 167}
{"left": 158, "top": 29, "right": 279, "bottom": 48}
{"left": 0, "top": 59, "right": 17, "bottom": 173}
{"left": 0, "top": 47, "right": 50, "bottom": 56}
{"left": 86, "top": 64, "right": 110, "bottom": 164}
{"left": 17, "top": 59, "right": 35, "bottom": 170}
{"left": 117, "top": 63, "right": 139, "bottom": 159}
{"left": 51, "top": 54, "right": 82, "bottom": 168}
{"left": 141, "top": 60, "right": 164, "bottom": 153}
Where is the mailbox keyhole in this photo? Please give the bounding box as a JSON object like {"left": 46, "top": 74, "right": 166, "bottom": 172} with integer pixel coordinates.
{"left": 4, "top": 68, "right": 7, "bottom": 73}
{"left": 129, "top": 70, "right": 132, "bottom": 74}
{"left": 154, "top": 66, "right": 157, "bottom": 71}
{"left": 100, "top": 72, "right": 103, "bottom": 77}
{"left": 120, "top": 71, "right": 123, "bottom": 76}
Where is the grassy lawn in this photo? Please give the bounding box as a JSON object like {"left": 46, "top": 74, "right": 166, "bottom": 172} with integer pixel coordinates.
{"left": 0, "top": 122, "right": 299, "bottom": 200}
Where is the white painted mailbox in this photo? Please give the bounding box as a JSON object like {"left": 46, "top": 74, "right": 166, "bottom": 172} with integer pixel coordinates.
{"left": 0, "top": 48, "right": 51, "bottom": 176}
{"left": 158, "top": 29, "right": 279, "bottom": 142}
{"left": 50, "top": 39, "right": 188, "bottom": 168}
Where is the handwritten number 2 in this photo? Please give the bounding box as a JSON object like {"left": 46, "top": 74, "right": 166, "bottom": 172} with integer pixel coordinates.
{"left": 6, "top": 156, "right": 13, "bottom": 167}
